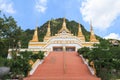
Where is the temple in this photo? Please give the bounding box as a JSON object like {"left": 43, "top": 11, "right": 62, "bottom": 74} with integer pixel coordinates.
{"left": 7, "top": 18, "right": 100, "bottom": 79}
{"left": 7, "top": 18, "right": 99, "bottom": 58}
{"left": 28, "top": 18, "right": 99, "bottom": 52}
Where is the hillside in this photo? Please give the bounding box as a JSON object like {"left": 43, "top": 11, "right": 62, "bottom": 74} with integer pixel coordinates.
{"left": 21, "top": 18, "right": 100, "bottom": 48}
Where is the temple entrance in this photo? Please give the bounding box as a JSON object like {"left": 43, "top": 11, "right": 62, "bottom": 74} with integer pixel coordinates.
{"left": 53, "top": 46, "right": 63, "bottom": 51}
{"left": 53, "top": 46, "right": 75, "bottom": 51}
{"left": 66, "top": 47, "right": 75, "bottom": 51}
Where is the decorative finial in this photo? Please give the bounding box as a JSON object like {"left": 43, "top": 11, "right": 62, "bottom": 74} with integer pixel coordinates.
{"left": 90, "top": 20, "right": 93, "bottom": 32}
{"left": 36, "top": 19, "right": 38, "bottom": 27}
{"left": 63, "top": 17, "right": 65, "bottom": 22}
{"left": 48, "top": 21, "right": 50, "bottom": 28}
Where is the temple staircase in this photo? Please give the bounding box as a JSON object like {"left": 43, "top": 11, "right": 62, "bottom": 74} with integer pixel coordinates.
{"left": 24, "top": 52, "right": 101, "bottom": 80}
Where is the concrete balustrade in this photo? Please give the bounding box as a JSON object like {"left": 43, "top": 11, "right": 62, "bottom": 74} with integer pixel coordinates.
{"left": 80, "top": 55, "right": 95, "bottom": 75}
{"left": 29, "top": 59, "right": 43, "bottom": 75}
{"left": 29, "top": 52, "right": 50, "bottom": 75}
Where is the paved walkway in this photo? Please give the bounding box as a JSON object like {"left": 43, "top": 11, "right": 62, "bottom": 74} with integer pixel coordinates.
{"left": 24, "top": 52, "right": 101, "bottom": 80}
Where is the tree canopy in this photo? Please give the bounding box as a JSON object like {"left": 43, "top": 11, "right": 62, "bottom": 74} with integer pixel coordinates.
{"left": 77, "top": 39, "right": 120, "bottom": 80}
{"left": 0, "top": 13, "right": 22, "bottom": 57}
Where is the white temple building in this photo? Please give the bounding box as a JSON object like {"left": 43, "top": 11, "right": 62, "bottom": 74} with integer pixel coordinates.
{"left": 8, "top": 18, "right": 99, "bottom": 58}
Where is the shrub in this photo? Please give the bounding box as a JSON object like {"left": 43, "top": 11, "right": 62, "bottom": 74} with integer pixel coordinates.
{"left": 32, "top": 51, "right": 44, "bottom": 60}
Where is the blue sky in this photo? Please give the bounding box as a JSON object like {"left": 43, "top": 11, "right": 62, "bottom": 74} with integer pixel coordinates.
{"left": 0, "top": 0, "right": 120, "bottom": 40}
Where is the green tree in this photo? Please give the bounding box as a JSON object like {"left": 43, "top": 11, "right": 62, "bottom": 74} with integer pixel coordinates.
{"left": 9, "top": 50, "right": 45, "bottom": 78}
{"left": 0, "top": 13, "right": 22, "bottom": 58}
{"left": 32, "top": 51, "right": 45, "bottom": 60}
{"left": 77, "top": 47, "right": 90, "bottom": 58}
{"left": 9, "top": 51, "right": 32, "bottom": 78}
{"left": 77, "top": 39, "right": 120, "bottom": 80}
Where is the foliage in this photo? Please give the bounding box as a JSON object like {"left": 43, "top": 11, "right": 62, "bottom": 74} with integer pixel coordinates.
{"left": 77, "top": 47, "right": 90, "bottom": 54}
{"left": 0, "top": 40, "right": 7, "bottom": 57}
{"left": 0, "top": 57, "right": 7, "bottom": 66}
{"left": 0, "top": 13, "right": 22, "bottom": 58}
{"left": 20, "top": 51, "right": 33, "bottom": 60}
{"left": 77, "top": 39, "right": 120, "bottom": 80}
{"left": 32, "top": 51, "right": 45, "bottom": 60}
{"left": 10, "top": 58, "right": 31, "bottom": 77}
{"left": 7, "top": 51, "right": 31, "bottom": 78}
{"left": 20, "top": 29, "right": 34, "bottom": 48}
{"left": 0, "top": 56, "right": 12, "bottom": 67}
{"left": 1, "top": 50, "right": 45, "bottom": 79}
{"left": 77, "top": 47, "right": 90, "bottom": 58}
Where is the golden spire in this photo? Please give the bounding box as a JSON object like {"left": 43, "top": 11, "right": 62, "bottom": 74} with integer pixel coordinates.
{"left": 78, "top": 23, "right": 83, "bottom": 36}
{"left": 90, "top": 21, "right": 98, "bottom": 42}
{"left": 31, "top": 27, "right": 39, "bottom": 42}
{"left": 78, "top": 23, "right": 85, "bottom": 41}
{"left": 45, "top": 21, "right": 51, "bottom": 36}
{"left": 44, "top": 21, "right": 51, "bottom": 41}
{"left": 58, "top": 17, "right": 70, "bottom": 33}
{"left": 63, "top": 17, "right": 66, "bottom": 27}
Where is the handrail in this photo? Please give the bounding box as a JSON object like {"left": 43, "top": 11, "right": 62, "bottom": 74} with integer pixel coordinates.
{"left": 29, "top": 59, "right": 43, "bottom": 75}
{"left": 80, "top": 55, "right": 95, "bottom": 75}
{"left": 28, "top": 52, "right": 50, "bottom": 75}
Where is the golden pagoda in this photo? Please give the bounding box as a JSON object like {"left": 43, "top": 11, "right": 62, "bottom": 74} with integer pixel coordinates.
{"left": 30, "top": 27, "right": 39, "bottom": 42}
{"left": 44, "top": 21, "right": 51, "bottom": 41}
{"left": 90, "top": 21, "right": 98, "bottom": 42}
{"left": 78, "top": 23, "right": 85, "bottom": 42}
{"left": 58, "top": 18, "right": 70, "bottom": 33}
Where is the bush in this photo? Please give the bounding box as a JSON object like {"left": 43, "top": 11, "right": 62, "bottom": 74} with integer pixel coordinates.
{"left": 0, "top": 57, "right": 5, "bottom": 66}
{"left": 77, "top": 39, "right": 120, "bottom": 80}
{"left": 10, "top": 57, "right": 31, "bottom": 77}
{"left": 1, "top": 50, "right": 45, "bottom": 79}
{"left": 0, "top": 57, "right": 11, "bottom": 67}
{"left": 77, "top": 47, "right": 90, "bottom": 57}
{"left": 32, "top": 51, "right": 44, "bottom": 60}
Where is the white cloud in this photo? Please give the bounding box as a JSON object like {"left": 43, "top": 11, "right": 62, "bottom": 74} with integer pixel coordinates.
{"left": 104, "top": 33, "right": 120, "bottom": 40}
{"left": 35, "top": 0, "right": 47, "bottom": 13}
{"left": 0, "top": 0, "right": 15, "bottom": 14}
{"left": 80, "top": 0, "right": 120, "bottom": 30}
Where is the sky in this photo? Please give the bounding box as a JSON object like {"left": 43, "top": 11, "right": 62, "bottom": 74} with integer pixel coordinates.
{"left": 0, "top": 0, "right": 120, "bottom": 40}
